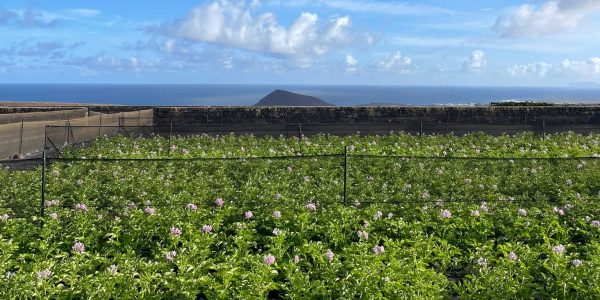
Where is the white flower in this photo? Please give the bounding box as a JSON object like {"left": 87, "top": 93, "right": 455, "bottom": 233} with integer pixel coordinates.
{"left": 480, "top": 202, "right": 489, "bottom": 213}
{"left": 373, "top": 211, "right": 383, "bottom": 220}
{"left": 372, "top": 245, "right": 385, "bottom": 255}
{"left": 477, "top": 257, "right": 488, "bottom": 267}
{"left": 471, "top": 210, "right": 480, "bottom": 217}
{"left": 572, "top": 259, "right": 583, "bottom": 267}
{"left": 107, "top": 264, "right": 118, "bottom": 275}
{"left": 508, "top": 252, "right": 518, "bottom": 261}
{"left": 518, "top": 208, "right": 527, "bottom": 217}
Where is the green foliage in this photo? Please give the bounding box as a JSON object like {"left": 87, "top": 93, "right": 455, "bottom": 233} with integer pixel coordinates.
{"left": 0, "top": 132, "right": 600, "bottom": 298}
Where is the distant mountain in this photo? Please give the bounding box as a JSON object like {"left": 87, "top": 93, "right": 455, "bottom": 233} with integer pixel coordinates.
{"left": 254, "top": 90, "right": 334, "bottom": 106}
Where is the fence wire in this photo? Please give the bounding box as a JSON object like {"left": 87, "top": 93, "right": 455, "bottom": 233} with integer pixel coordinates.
{"left": 1, "top": 150, "right": 599, "bottom": 224}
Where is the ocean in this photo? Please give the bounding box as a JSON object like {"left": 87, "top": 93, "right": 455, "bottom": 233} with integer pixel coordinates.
{"left": 0, "top": 84, "right": 599, "bottom": 106}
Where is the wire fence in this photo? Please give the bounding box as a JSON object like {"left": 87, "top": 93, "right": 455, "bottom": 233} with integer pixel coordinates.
{"left": 1, "top": 146, "right": 599, "bottom": 226}
{"left": 0, "top": 109, "right": 153, "bottom": 159}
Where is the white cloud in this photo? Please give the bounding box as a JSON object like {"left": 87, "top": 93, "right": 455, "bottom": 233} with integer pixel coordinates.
{"left": 345, "top": 54, "right": 357, "bottom": 72}
{"left": 494, "top": 0, "right": 600, "bottom": 38}
{"left": 371, "top": 51, "right": 413, "bottom": 74}
{"left": 507, "top": 62, "right": 552, "bottom": 77}
{"left": 167, "top": 0, "right": 370, "bottom": 58}
{"left": 561, "top": 57, "right": 600, "bottom": 76}
{"left": 67, "top": 9, "right": 101, "bottom": 17}
{"left": 463, "top": 50, "right": 486, "bottom": 72}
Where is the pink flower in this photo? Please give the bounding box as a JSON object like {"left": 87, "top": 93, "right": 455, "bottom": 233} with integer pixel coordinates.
{"left": 357, "top": 230, "right": 369, "bottom": 240}
{"left": 37, "top": 269, "right": 52, "bottom": 280}
{"left": 306, "top": 203, "right": 317, "bottom": 212}
{"left": 294, "top": 255, "right": 300, "bottom": 263}
{"left": 75, "top": 203, "right": 88, "bottom": 212}
{"left": 186, "top": 203, "right": 197, "bottom": 211}
{"left": 591, "top": 220, "right": 600, "bottom": 228}
{"left": 244, "top": 211, "right": 253, "bottom": 219}
{"left": 326, "top": 249, "right": 334, "bottom": 262}
{"left": 72, "top": 242, "right": 85, "bottom": 253}
{"left": 553, "top": 244, "right": 566, "bottom": 256}
{"left": 558, "top": 209, "right": 565, "bottom": 216}
{"left": 202, "top": 225, "right": 213, "bottom": 233}
{"left": 362, "top": 221, "right": 370, "bottom": 228}
{"left": 372, "top": 245, "right": 385, "bottom": 255}
{"left": 127, "top": 202, "right": 137, "bottom": 210}
{"left": 107, "top": 264, "right": 118, "bottom": 275}
{"left": 215, "top": 198, "right": 224, "bottom": 207}
{"left": 170, "top": 227, "right": 182, "bottom": 237}
{"left": 166, "top": 250, "right": 176, "bottom": 262}
{"left": 508, "top": 252, "right": 518, "bottom": 261}
{"left": 471, "top": 210, "right": 480, "bottom": 217}
{"left": 518, "top": 208, "right": 527, "bottom": 217}
{"left": 272, "top": 211, "right": 282, "bottom": 219}
{"left": 144, "top": 207, "right": 156, "bottom": 215}
{"left": 263, "top": 254, "right": 276, "bottom": 265}
{"left": 49, "top": 213, "right": 58, "bottom": 220}
{"left": 440, "top": 209, "right": 451, "bottom": 219}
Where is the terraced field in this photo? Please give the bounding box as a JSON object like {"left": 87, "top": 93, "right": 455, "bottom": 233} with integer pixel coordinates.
{"left": 1, "top": 132, "right": 600, "bottom": 298}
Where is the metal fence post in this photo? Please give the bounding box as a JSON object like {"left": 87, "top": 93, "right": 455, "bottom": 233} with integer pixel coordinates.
{"left": 98, "top": 113, "right": 102, "bottom": 137}
{"left": 420, "top": 122, "right": 423, "bottom": 136}
{"left": 168, "top": 120, "right": 173, "bottom": 155}
{"left": 343, "top": 146, "right": 348, "bottom": 206}
{"left": 19, "top": 119, "right": 24, "bottom": 155}
{"left": 542, "top": 120, "right": 546, "bottom": 139}
{"left": 40, "top": 130, "right": 47, "bottom": 228}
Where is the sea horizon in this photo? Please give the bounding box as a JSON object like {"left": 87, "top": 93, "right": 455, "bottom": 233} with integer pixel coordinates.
{"left": 1, "top": 83, "right": 600, "bottom": 106}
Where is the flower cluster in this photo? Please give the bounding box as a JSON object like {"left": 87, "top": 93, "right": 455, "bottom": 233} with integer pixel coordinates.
{"left": 72, "top": 242, "right": 85, "bottom": 253}
{"left": 357, "top": 230, "right": 369, "bottom": 240}
{"left": 170, "top": 227, "right": 182, "bottom": 237}
{"left": 166, "top": 251, "right": 176, "bottom": 262}
{"left": 263, "top": 254, "right": 276, "bottom": 265}
{"left": 75, "top": 203, "right": 88, "bottom": 211}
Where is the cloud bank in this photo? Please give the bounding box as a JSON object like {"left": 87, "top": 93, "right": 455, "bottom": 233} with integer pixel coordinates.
{"left": 494, "top": 0, "right": 600, "bottom": 37}
{"left": 157, "top": 0, "right": 372, "bottom": 58}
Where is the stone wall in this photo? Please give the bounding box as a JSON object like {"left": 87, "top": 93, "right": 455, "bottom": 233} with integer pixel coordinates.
{"left": 4, "top": 105, "right": 600, "bottom": 125}
{"left": 151, "top": 106, "right": 600, "bottom": 125}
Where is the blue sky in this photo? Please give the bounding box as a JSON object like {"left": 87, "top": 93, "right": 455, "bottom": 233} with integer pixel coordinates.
{"left": 0, "top": 0, "right": 599, "bottom": 86}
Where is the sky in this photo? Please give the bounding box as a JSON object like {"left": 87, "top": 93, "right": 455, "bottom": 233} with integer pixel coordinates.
{"left": 0, "top": 0, "right": 599, "bottom": 86}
